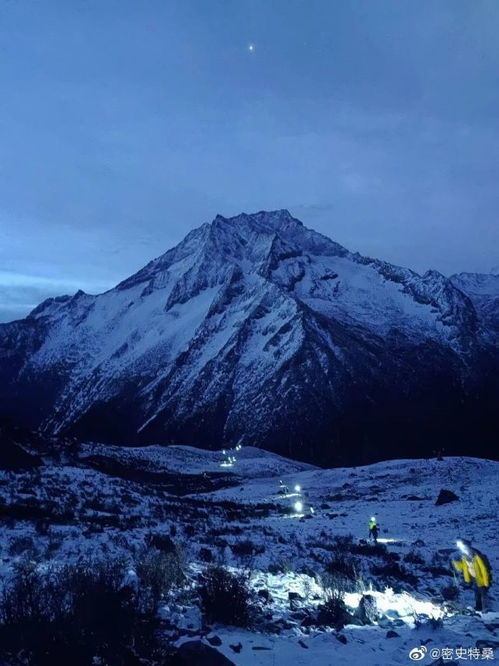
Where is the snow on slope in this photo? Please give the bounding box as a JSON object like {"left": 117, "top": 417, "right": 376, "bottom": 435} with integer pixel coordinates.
{"left": 195, "top": 455, "right": 497, "bottom": 568}
{"left": 0, "top": 446, "right": 497, "bottom": 665}
{"left": 451, "top": 272, "right": 499, "bottom": 339}
{"left": 80, "top": 443, "right": 315, "bottom": 478}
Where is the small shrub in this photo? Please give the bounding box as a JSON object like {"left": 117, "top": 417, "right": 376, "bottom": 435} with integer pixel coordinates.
{"left": 350, "top": 542, "right": 388, "bottom": 557}
{"left": 8, "top": 535, "right": 39, "bottom": 559}
{"left": 231, "top": 539, "right": 265, "bottom": 558}
{"left": 325, "top": 554, "right": 359, "bottom": 592}
{"left": 0, "top": 558, "right": 136, "bottom": 665}
{"left": 404, "top": 551, "right": 425, "bottom": 565}
{"left": 424, "top": 565, "right": 452, "bottom": 578}
{"left": 317, "top": 580, "right": 349, "bottom": 629}
{"left": 298, "top": 564, "right": 319, "bottom": 581}
{"left": 371, "top": 562, "right": 418, "bottom": 588}
{"left": 184, "top": 524, "right": 196, "bottom": 537}
{"left": 199, "top": 547, "right": 214, "bottom": 563}
{"left": 387, "top": 551, "right": 401, "bottom": 561}
{"left": 0, "top": 554, "right": 176, "bottom": 666}
{"left": 441, "top": 583, "right": 459, "bottom": 601}
{"left": 145, "top": 532, "right": 177, "bottom": 554}
{"left": 135, "top": 547, "right": 184, "bottom": 615}
{"left": 331, "top": 535, "right": 354, "bottom": 552}
{"left": 34, "top": 519, "right": 50, "bottom": 536}
{"left": 198, "top": 566, "right": 256, "bottom": 627}
{"left": 268, "top": 557, "right": 293, "bottom": 575}
{"left": 47, "top": 533, "right": 64, "bottom": 555}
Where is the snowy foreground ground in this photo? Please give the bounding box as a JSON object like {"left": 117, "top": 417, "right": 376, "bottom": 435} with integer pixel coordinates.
{"left": 0, "top": 444, "right": 498, "bottom": 665}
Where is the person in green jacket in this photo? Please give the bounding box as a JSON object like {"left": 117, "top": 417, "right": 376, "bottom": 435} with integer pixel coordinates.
{"left": 369, "top": 516, "right": 379, "bottom": 544}
{"left": 453, "top": 538, "right": 491, "bottom": 611}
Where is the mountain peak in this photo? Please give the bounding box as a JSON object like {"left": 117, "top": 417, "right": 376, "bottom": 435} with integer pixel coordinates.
{"left": 213, "top": 209, "right": 301, "bottom": 233}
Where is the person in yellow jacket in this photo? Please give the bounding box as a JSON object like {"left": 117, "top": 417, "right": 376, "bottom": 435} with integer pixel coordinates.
{"left": 453, "top": 538, "right": 491, "bottom": 611}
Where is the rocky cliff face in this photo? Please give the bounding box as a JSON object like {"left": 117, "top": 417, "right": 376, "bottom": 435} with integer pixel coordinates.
{"left": 1, "top": 210, "right": 498, "bottom": 464}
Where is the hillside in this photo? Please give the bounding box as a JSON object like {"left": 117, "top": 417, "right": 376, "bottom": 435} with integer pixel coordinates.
{"left": 0, "top": 443, "right": 497, "bottom": 664}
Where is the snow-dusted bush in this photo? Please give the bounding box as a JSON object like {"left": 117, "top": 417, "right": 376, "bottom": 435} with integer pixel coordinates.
{"left": 230, "top": 538, "right": 265, "bottom": 558}
{"left": 0, "top": 555, "right": 177, "bottom": 666}
{"left": 317, "top": 577, "right": 349, "bottom": 629}
{"left": 198, "top": 565, "right": 258, "bottom": 627}
{"left": 0, "top": 558, "right": 137, "bottom": 665}
{"left": 135, "top": 546, "right": 184, "bottom": 614}
{"left": 324, "top": 554, "right": 359, "bottom": 592}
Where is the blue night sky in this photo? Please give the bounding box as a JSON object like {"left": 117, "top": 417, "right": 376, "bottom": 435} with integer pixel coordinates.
{"left": 1, "top": 0, "right": 498, "bottom": 321}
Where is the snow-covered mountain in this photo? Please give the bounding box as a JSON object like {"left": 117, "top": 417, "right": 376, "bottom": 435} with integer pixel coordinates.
{"left": 1, "top": 209, "right": 498, "bottom": 463}
{"left": 450, "top": 272, "right": 499, "bottom": 341}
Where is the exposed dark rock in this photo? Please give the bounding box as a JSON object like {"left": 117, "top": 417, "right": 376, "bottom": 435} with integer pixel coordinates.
{"left": 171, "top": 640, "right": 235, "bottom": 665}
{"left": 199, "top": 547, "right": 214, "bottom": 562}
{"left": 300, "top": 615, "right": 316, "bottom": 628}
{"left": 257, "top": 588, "right": 272, "bottom": 602}
{"left": 229, "top": 643, "right": 242, "bottom": 654}
{"left": 386, "top": 630, "right": 400, "bottom": 638}
{"left": 206, "top": 634, "right": 222, "bottom": 647}
{"left": 355, "top": 594, "right": 379, "bottom": 625}
{"left": 288, "top": 591, "right": 304, "bottom": 601}
{"left": 435, "top": 489, "right": 459, "bottom": 506}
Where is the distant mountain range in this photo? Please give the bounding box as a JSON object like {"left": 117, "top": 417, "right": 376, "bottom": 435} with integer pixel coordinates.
{"left": 1, "top": 209, "right": 498, "bottom": 464}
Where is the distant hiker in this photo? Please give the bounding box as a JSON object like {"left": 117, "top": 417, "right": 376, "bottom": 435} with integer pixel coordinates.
{"left": 369, "top": 516, "right": 379, "bottom": 544}
{"left": 278, "top": 479, "right": 289, "bottom": 494}
{"left": 453, "top": 538, "right": 491, "bottom": 611}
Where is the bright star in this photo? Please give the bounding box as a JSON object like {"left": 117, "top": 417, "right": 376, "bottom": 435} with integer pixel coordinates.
{"left": 248, "top": 44, "right": 255, "bottom": 52}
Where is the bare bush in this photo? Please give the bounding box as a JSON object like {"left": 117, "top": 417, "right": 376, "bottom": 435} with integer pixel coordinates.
{"left": 135, "top": 547, "right": 184, "bottom": 614}
{"left": 198, "top": 566, "right": 257, "bottom": 627}
{"left": 8, "top": 535, "right": 39, "bottom": 559}
{"left": 317, "top": 575, "right": 350, "bottom": 629}
{"left": 0, "top": 551, "right": 183, "bottom": 666}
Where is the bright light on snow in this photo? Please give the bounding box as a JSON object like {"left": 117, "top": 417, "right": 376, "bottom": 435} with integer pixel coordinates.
{"left": 377, "top": 538, "right": 398, "bottom": 544}
{"left": 343, "top": 588, "right": 444, "bottom": 623}
{"left": 279, "top": 492, "right": 300, "bottom": 499}
{"left": 294, "top": 484, "right": 301, "bottom": 492}
{"left": 294, "top": 501, "right": 303, "bottom": 513}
